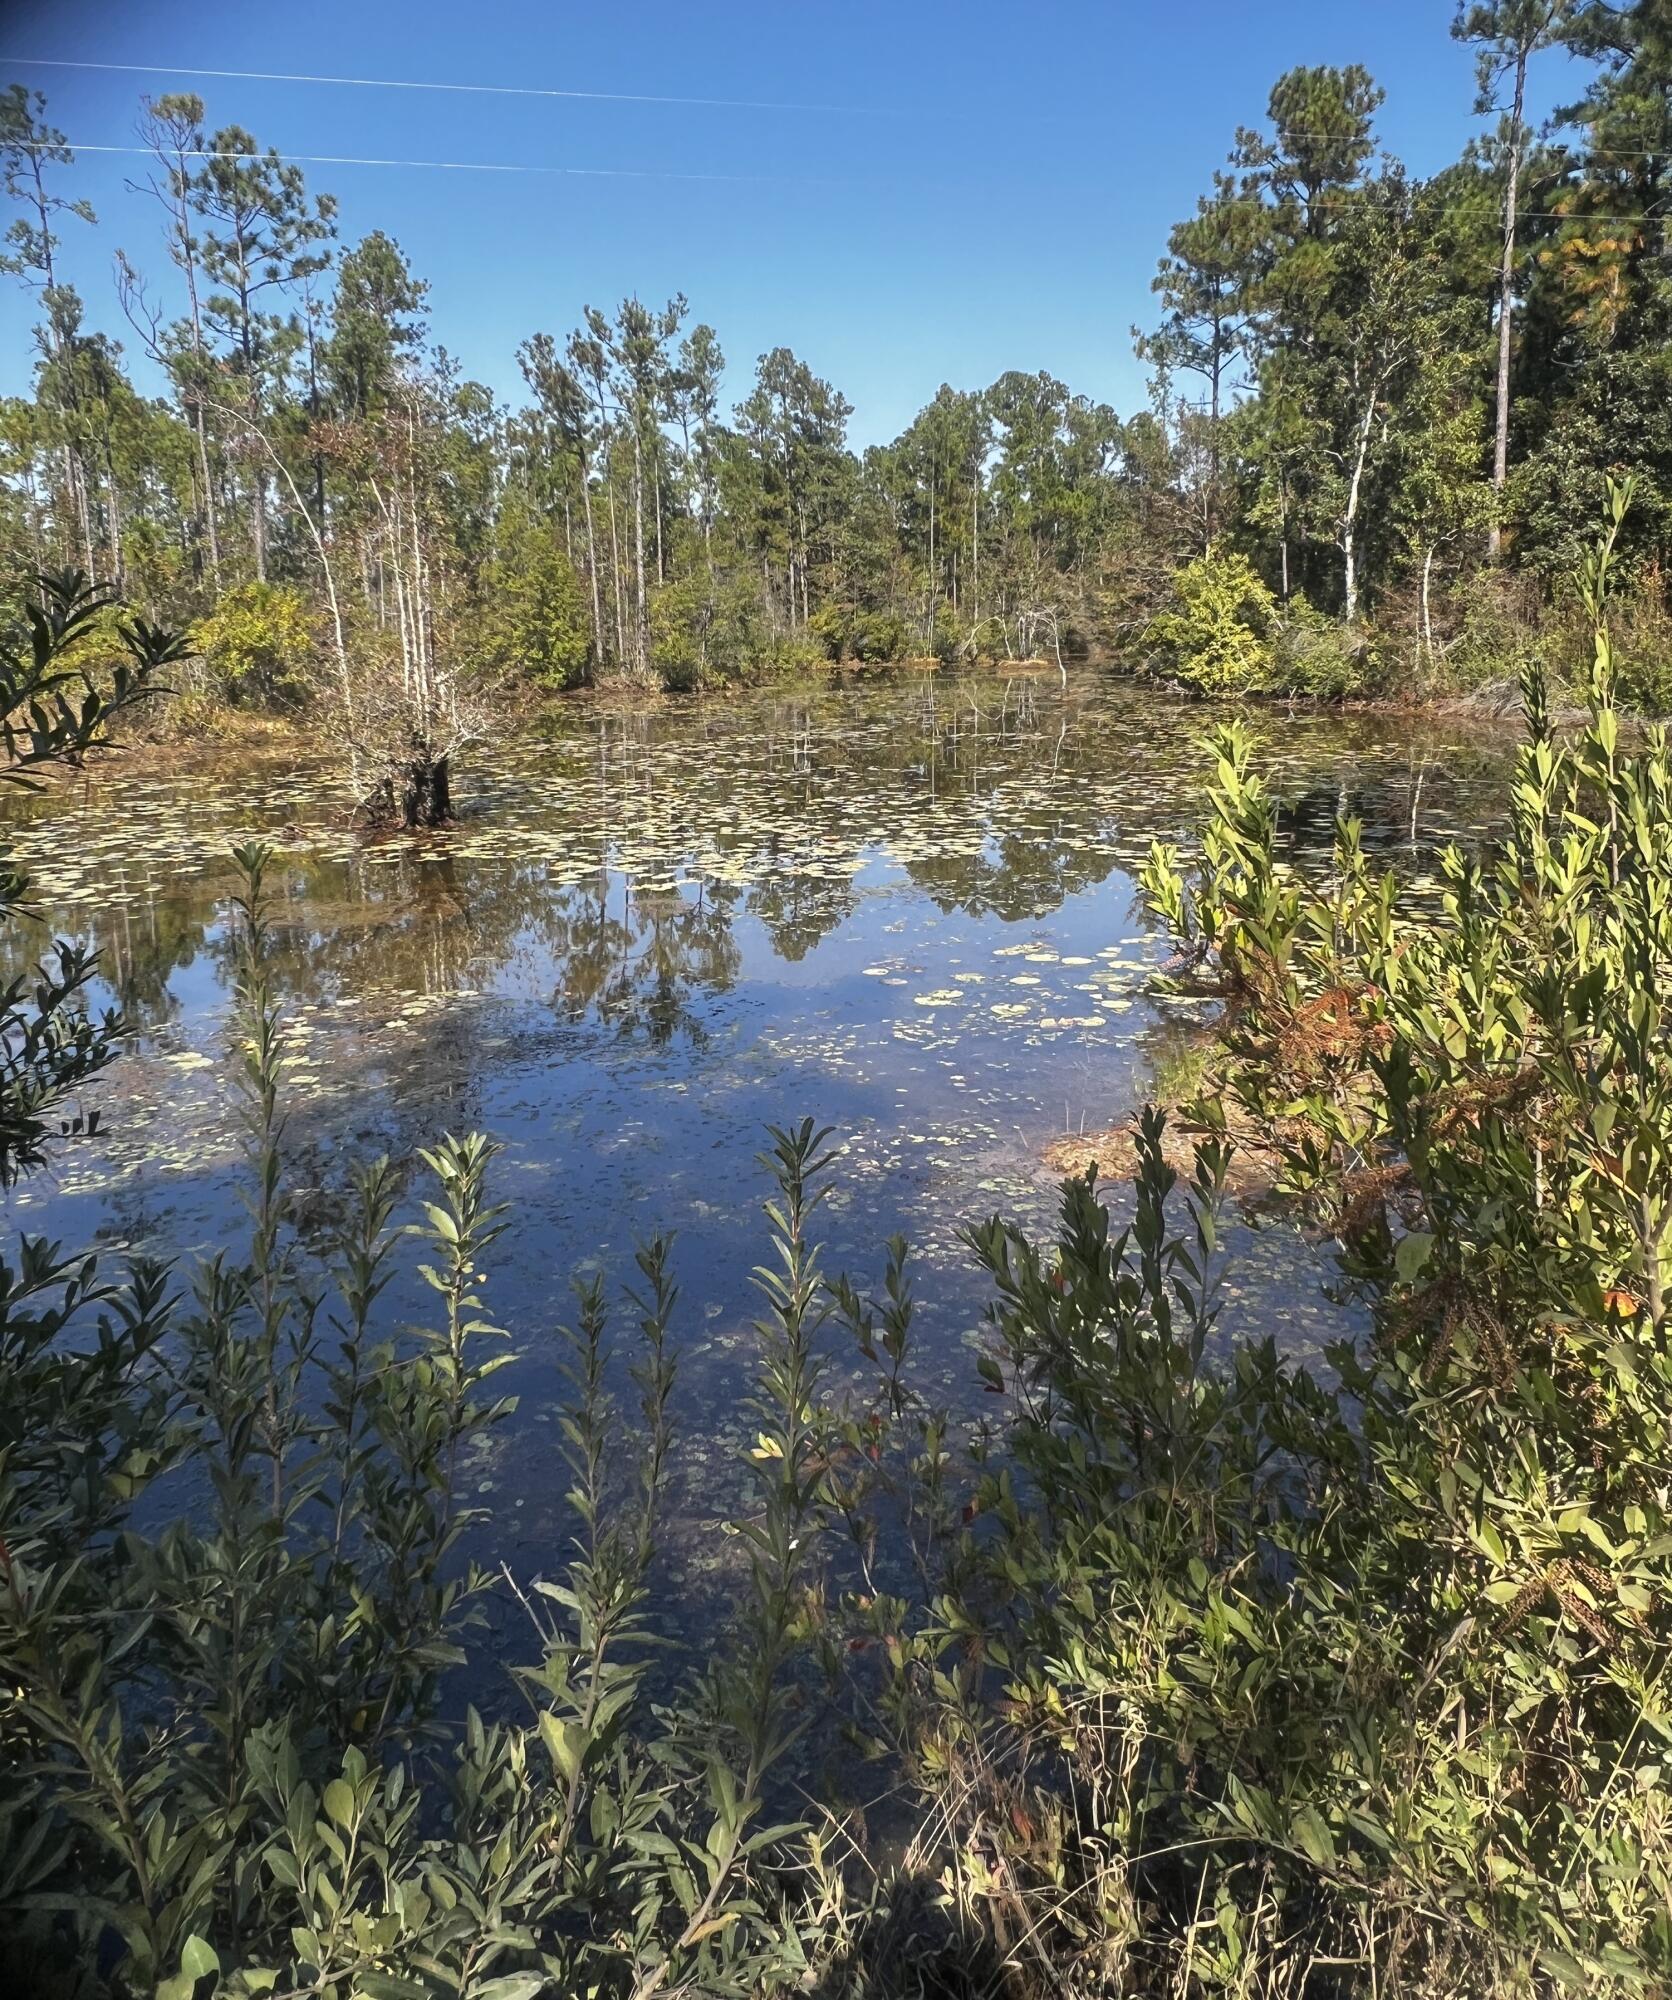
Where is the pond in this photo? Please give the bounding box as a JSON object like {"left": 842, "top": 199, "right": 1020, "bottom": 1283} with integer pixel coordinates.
{"left": 2, "top": 665, "right": 1518, "bottom": 1614}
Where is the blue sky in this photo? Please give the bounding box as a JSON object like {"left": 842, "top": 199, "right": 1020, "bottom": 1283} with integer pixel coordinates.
{"left": 2, "top": 0, "right": 1580, "bottom": 448}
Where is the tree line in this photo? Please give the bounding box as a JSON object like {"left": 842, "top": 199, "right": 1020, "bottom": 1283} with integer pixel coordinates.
{"left": 2, "top": 0, "right": 1670, "bottom": 742}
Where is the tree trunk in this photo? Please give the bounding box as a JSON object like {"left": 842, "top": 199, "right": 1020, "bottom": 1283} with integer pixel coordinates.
{"left": 927, "top": 469, "right": 936, "bottom": 621}
{"left": 652, "top": 451, "right": 664, "bottom": 584}
{"left": 1342, "top": 388, "right": 1377, "bottom": 624}
{"left": 1488, "top": 57, "right": 1526, "bottom": 563}
{"left": 73, "top": 450, "right": 95, "bottom": 576}
{"left": 972, "top": 483, "right": 979, "bottom": 626}
{"left": 631, "top": 425, "right": 649, "bottom": 676}
{"left": 605, "top": 463, "right": 626, "bottom": 668}
{"left": 579, "top": 456, "right": 605, "bottom": 673}
{"left": 103, "top": 447, "right": 124, "bottom": 588}
{"left": 250, "top": 434, "right": 268, "bottom": 581}
{"left": 1421, "top": 542, "right": 1436, "bottom": 665}
{"left": 194, "top": 402, "right": 222, "bottom": 589}
{"left": 402, "top": 751, "right": 452, "bottom": 828}
{"left": 240, "top": 295, "right": 267, "bottom": 581}
{"left": 1279, "top": 473, "right": 1291, "bottom": 601}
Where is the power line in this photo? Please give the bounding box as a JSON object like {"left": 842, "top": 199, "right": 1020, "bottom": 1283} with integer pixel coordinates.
{"left": 2, "top": 54, "right": 899, "bottom": 118}
{"left": 1250, "top": 135, "right": 1671, "bottom": 159}
{"left": 36, "top": 141, "right": 1667, "bottom": 220}
{"left": 61, "top": 141, "right": 897, "bottom": 192}
{"left": 9, "top": 58, "right": 1666, "bottom": 158}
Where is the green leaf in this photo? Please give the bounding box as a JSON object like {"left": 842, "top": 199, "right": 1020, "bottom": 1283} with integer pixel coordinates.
{"left": 1394, "top": 1232, "right": 1433, "bottom": 1284}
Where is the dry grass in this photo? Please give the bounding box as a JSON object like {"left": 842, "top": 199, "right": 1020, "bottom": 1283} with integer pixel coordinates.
{"left": 1039, "top": 1099, "right": 1281, "bottom": 1201}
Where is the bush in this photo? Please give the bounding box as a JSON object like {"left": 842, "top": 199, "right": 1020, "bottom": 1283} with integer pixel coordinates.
{"left": 0, "top": 838, "right": 839, "bottom": 1998}
{"left": 651, "top": 569, "right": 762, "bottom": 689}
{"left": 654, "top": 572, "right": 832, "bottom": 690}
{"left": 1124, "top": 480, "right": 1672, "bottom": 1989}
{"left": 1439, "top": 568, "right": 1550, "bottom": 697}
{"left": 480, "top": 507, "right": 593, "bottom": 690}
{"left": 189, "top": 581, "right": 314, "bottom": 709}
{"left": 808, "top": 603, "right": 909, "bottom": 663}
{"left": 1270, "top": 591, "right": 1373, "bottom": 697}
{"left": 1143, "top": 546, "right": 1278, "bottom": 695}
{"left": 1609, "top": 561, "right": 1672, "bottom": 715}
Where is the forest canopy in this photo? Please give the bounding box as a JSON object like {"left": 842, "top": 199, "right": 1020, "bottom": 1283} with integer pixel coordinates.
{"left": 2, "top": 0, "right": 1670, "bottom": 747}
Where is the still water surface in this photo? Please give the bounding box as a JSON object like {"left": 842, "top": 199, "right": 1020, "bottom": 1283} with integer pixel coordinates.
{"left": 3, "top": 667, "right": 1516, "bottom": 1593}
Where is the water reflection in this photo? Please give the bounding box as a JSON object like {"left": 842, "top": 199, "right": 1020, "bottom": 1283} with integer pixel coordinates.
{"left": 0, "top": 667, "right": 1518, "bottom": 1571}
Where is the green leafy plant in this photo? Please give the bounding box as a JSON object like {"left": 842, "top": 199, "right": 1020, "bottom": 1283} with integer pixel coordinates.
{"left": 1115, "top": 479, "right": 1672, "bottom": 1990}
{"left": 189, "top": 581, "right": 314, "bottom": 709}
{"left": 1142, "top": 546, "right": 1278, "bottom": 696}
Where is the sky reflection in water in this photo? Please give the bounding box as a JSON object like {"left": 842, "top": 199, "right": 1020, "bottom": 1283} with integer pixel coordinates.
{"left": 1, "top": 667, "right": 1517, "bottom": 1591}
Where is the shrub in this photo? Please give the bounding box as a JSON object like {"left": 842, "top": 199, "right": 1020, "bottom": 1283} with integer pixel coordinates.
{"left": 189, "top": 581, "right": 314, "bottom": 709}
{"left": 1440, "top": 568, "right": 1550, "bottom": 697}
{"left": 479, "top": 507, "right": 593, "bottom": 690}
{"left": 807, "top": 603, "right": 909, "bottom": 663}
{"left": 649, "top": 569, "right": 783, "bottom": 690}
{"left": 1143, "top": 546, "right": 1278, "bottom": 695}
{"left": 1270, "top": 590, "right": 1373, "bottom": 697}
{"left": 1610, "top": 561, "right": 1672, "bottom": 715}
{"left": 0, "top": 848, "right": 839, "bottom": 2000}
{"left": 1124, "top": 480, "right": 1672, "bottom": 1989}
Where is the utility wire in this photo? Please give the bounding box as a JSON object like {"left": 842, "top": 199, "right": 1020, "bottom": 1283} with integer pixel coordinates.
{"left": 36, "top": 142, "right": 1666, "bottom": 220}
{"left": 60, "top": 141, "right": 899, "bottom": 192}
{"left": 6, "top": 58, "right": 1664, "bottom": 156}
{"left": 1, "top": 54, "right": 899, "bottom": 117}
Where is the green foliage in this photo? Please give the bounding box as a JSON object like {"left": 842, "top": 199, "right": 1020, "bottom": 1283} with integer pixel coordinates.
{"left": 481, "top": 502, "right": 592, "bottom": 690}
{"left": 8, "top": 514, "right": 1672, "bottom": 1996}
{"left": 189, "top": 581, "right": 314, "bottom": 708}
{"left": 1270, "top": 590, "right": 1374, "bottom": 697}
{"left": 808, "top": 602, "right": 909, "bottom": 664}
{"left": 650, "top": 568, "right": 828, "bottom": 692}
{"left": 0, "top": 572, "right": 180, "bottom": 1178}
{"left": 1117, "top": 483, "right": 1672, "bottom": 1988}
{"left": 1143, "top": 545, "right": 1278, "bottom": 694}
{"left": 0, "top": 864, "right": 840, "bottom": 1996}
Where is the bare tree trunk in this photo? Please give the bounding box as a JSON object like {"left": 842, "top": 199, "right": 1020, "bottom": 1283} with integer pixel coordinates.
{"left": 1421, "top": 542, "right": 1436, "bottom": 665}
{"left": 249, "top": 447, "right": 268, "bottom": 580}
{"left": 1488, "top": 57, "right": 1526, "bottom": 563}
{"left": 927, "top": 469, "right": 936, "bottom": 624}
{"left": 240, "top": 301, "right": 268, "bottom": 580}
{"left": 1279, "top": 473, "right": 1291, "bottom": 601}
{"left": 605, "top": 457, "right": 626, "bottom": 667}
{"left": 169, "top": 124, "right": 222, "bottom": 587}
{"left": 652, "top": 450, "right": 664, "bottom": 585}
{"left": 23, "top": 461, "right": 46, "bottom": 575}
{"left": 103, "top": 449, "right": 124, "bottom": 587}
{"left": 578, "top": 455, "right": 605, "bottom": 670}
{"left": 1342, "top": 388, "right": 1377, "bottom": 625}
{"left": 74, "top": 451, "right": 95, "bottom": 575}
{"left": 632, "top": 424, "right": 649, "bottom": 676}
{"left": 194, "top": 404, "right": 222, "bottom": 588}
{"left": 972, "top": 483, "right": 980, "bottom": 626}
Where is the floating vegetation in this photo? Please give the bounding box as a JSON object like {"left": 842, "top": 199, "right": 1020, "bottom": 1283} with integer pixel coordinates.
{"left": 0, "top": 666, "right": 1514, "bottom": 1529}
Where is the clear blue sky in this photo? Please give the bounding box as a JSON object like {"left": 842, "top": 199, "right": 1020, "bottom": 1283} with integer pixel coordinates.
{"left": 2, "top": 0, "right": 1580, "bottom": 447}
